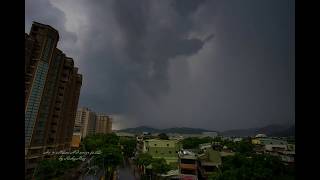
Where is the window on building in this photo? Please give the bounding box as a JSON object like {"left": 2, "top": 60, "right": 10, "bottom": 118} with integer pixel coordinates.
{"left": 181, "top": 169, "right": 196, "bottom": 175}
{"left": 42, "top": 38, "right": 54, "bottom": 62}
{"left": 181, "top": 159, "right": 195, "bottom": 164}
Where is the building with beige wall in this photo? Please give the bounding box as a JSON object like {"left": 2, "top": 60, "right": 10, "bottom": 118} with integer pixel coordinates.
{"left": 75, "top": 107, "right": 96, "bottom": 138}
{"left": 95, "top": 114, "right": 112, "bottom": 134}
{"left": 71, "top": 132, "right": 81, "bottom": 148}
{"left": 74, "top": 109, "right": 112, "bottom": 139}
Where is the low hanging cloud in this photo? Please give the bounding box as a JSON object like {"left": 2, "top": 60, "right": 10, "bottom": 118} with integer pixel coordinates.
{"left": 26, "top": 0, "right": 295, "bottom": 131}
{"left": 111, "top": 0, "right": 212, "bottom": 98}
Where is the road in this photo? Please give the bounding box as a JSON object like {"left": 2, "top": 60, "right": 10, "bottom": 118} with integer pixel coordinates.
{"left": 117, "top": 158, "right": 140, "bottom": 180}
{"left": 118, "top": 165, "right": 136, "bottom": 180}
{"left": 78, "top": 158, "right": 138, "bottom": 180}
{"left": 78, "top": 170, "right": 104, "bottom": 180}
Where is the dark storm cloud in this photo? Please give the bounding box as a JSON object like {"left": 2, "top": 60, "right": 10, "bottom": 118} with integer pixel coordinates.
{"left": 111, "top": 0, "right": 209, "bottom": 98}
{"left": 26, "top": 0, "right": 294, "bottom": 130}
{"left": 25, "top": 0, "right": 77, "bottom": 56}
{"left": 172, "top": 0, "right": 295, "bottom": 130}
{"left": 171, "top": 0, "right": 207, "bottom": 16}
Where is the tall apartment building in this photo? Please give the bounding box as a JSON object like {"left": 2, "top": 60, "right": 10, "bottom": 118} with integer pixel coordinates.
{"left": 74, "top": 110, "right": 82, "bottom": 134}
{"left": 25, "top": 22, "right": 82, "bottom": 177}
{"left": 95, "top": 114, "right": 112, "bottom": 134}
{"left": 75, "top": 107, "right": 96, "bottom": 138}
{"left": 74, "top": 108, "right": 113, "bottom": 138}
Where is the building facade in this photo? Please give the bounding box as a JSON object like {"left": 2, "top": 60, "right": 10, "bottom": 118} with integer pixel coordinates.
{"left": 143, "top": 139, "right": 181, "bottom": 167}
{"left": 73, "top": 110, "right": 82, "bottom": 134}
{"left": 71, "top": 132, "right": 81, "bottom": 149}
{"left": 251, "top": 137, "right": 288, "bottom": 146}
{"left": 95, "top": 114, "right": 112, "bottom": 134}
{"left": 25, "top": 22, "right": 82, "bottom": 177}
{"left": 178, "top": 150, "right": 198, "bottom": 180}
{"left": 74, "top": 108, "right": 113, "bottom": 138}
{"left": 75, "top": 107, "right": 96, "bottom": 138}
{"left": 198, "top": 149, "right": 222, "bottom": 179}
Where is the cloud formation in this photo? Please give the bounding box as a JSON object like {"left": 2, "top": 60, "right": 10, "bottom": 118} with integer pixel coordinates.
{"left": 26, "top": 0, "right": 295, "bottom": 130}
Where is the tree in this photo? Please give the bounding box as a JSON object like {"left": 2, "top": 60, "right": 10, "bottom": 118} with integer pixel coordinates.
{"left": 34, "top": 158, "right": 81, "bottom": 179}
{"left": 151, "top": 158, "right": 171, "bottom": 175}
{"left": 214, "top": 154, "right": 295, "bottom": 180}
{"left": 82, "top": 133, "right": 120, "bottom": 151}
{"left": 182, "top": 137, "right": 214, "bottom": 149}
{"left": 94, "top": 145, "right": 123, "bottom": 179}
{"left": 158, "top": 133, "right": 169, "bottom": 140}
{"left": 80, "top": 133, "right": 123, "bottom": 179}
{"left": 135, "top": 153, "right": 154, "bottom": 175}
{"left": 213, "top": 136, "right": 223, "bottom": 142}
{"left": 234, "top": 140, "right": 254, "bottom": 155}
{"left": 135, "top": 153, "right": 153, "bottom": 167}
{"left": 120, "top": 137, "right": 137, "bottom": 158}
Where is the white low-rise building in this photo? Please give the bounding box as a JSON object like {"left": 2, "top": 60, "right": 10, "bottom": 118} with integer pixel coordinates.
{"left": 255, "top": 134, "right": 267, "bottom": 138}
{"left": 265, "top": 144, "right": 288, "bottom": 152}
{"left": 233, "top": 137, "right": 243, "bottom": 142}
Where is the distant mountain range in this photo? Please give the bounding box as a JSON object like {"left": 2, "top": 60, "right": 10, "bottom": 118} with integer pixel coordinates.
{"left": 117, "top": 124, "right": 295, "bottom": 137}
{"left": 116, "top": 126, "right": 215, "bottom": 134}
{"left": 221, "top": 124, "right": 295, "bottom": 137}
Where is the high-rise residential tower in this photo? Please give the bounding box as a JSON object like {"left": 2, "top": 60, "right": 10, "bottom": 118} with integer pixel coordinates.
{"left": 96, "top": 114, "right": 113, "bottom": 134}
{"left": 74, "top": 108, "right": 113, "bottom": 138}
{"left": 25, "top": 22, "right": 82, "bottom": 178}
{"left": 75, "top": 107, "right": 96, "bottom": 138}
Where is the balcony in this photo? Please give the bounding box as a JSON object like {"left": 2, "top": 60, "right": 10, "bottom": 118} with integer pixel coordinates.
{"left": 61, "top": 78, "right": 68, "bottom": 83}
{"left": 51, "top": 124, "right": 58, "bottom": 131}
{"left": 29, "top": 64, "right": 36, "bottom": 68}
{"left": 52, "top": 114, "right": 59, "bottom": 118}
{"left": 51, "top": 121, "right": 58, "bottom": 126}
{"left": 47, "top": 138, "right": 55, "bottom": 145}
{"left": 25, "top": 72, "right": 33, "bottom": 77}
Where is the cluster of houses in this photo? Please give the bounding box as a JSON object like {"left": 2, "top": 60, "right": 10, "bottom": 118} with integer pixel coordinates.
{"left": 118, "top": 132, "right": 295, "bottom": 179}
{"left": 251, "top": 134, "right": 295, "bottom": 165}
{"left": 134, "top": 135, "right": 224, "bottom": 180}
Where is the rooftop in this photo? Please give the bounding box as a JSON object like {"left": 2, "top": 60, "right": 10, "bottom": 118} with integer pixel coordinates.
{"left": 144, "top": 139, "right": 180, "bottom": 147}
{"left": 198, "top": 149, "right": 222, "bottom": 165}
{"left": 178, "top": 150, "right": 197, "bottom": 159}
{"left": 32, "top": 21, "right": 60, "bottom": 40}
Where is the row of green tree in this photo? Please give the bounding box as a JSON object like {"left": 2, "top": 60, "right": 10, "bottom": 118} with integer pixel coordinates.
{"left": 208, "top": 153, "right": 295, "bottom": 180}
{"left": 181, "top": 136, "right": 254, "bottom": 154}
{"left": 135, "top": 153, "right": 172, "bottom": 176}
{"left": 181, "top": 136, "right": 215, "bottom": 149}
{"left": 35, "top": 133, "right": 137, "bottom": 179}
{"left": 34, "top": 158, "right": 81, "bottom": 179}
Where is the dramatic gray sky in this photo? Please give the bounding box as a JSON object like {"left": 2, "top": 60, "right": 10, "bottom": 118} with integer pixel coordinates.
{"left": 25, "top": 0, "right": 295, "bottom": 131}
